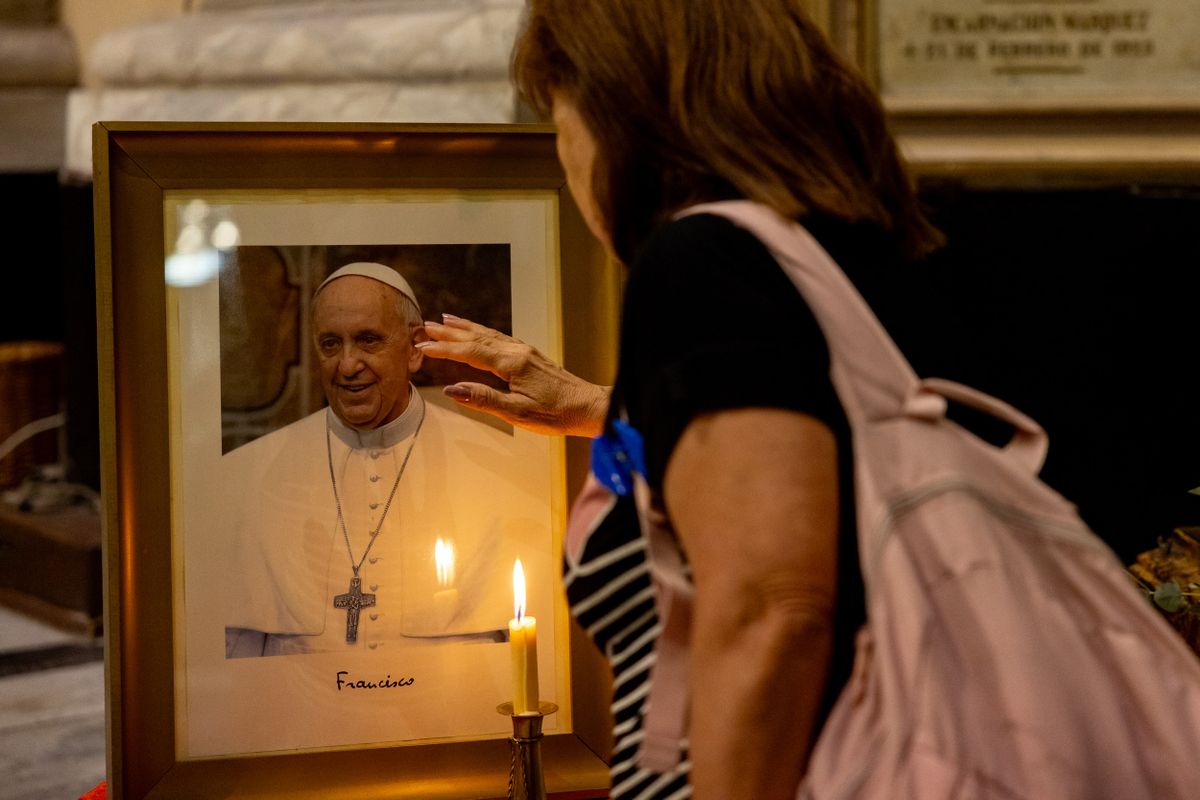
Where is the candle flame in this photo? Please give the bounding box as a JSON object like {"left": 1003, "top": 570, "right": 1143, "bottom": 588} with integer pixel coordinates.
{"left": 435, "top": 538, "right": 455, "bottom": 588}
{"left": 513, "top": 558, "right": 526, "bottom": 622}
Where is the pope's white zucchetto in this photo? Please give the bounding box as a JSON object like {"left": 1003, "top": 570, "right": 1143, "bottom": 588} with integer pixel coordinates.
{"left": 316, "top": 262, "right": 421, "bottom": 318}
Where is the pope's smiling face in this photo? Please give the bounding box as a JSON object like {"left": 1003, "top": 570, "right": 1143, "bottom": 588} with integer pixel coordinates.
{"left": 312, "top": 276, "right": 423, "bottom": 430}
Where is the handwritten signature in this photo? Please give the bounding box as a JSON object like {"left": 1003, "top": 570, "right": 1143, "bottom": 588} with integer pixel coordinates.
{"left": 335, "top": 670, "right": 416, "bottom": 691}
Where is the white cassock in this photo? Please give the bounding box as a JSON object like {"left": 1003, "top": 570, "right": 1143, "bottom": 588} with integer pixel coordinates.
{"left": 221, "top": 388, "right": 537, "bottom": 657}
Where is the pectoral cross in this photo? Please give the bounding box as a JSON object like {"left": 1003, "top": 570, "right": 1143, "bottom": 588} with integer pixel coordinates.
{"left": 334, "top": 576, "right": 376, "bottom": 644}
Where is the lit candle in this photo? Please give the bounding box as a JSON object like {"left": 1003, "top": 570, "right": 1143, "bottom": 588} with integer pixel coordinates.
{"left": 433, "top": 538, "right": 457, "bottom": 631}
{"left": 509, "top": 559, "right": 539, "bottom": 714}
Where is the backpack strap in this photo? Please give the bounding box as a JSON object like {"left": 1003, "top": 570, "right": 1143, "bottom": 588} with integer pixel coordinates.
{"left": 918, "top": 377, "right": 1048, "bottom": 476}
{"left": 633, "top": 473, "right": 694, "bottom": 772}
{"left": 563, "top": 467, "right": 693, "bottom": 770}
{"left": 582, "top": 413, "right": 694, "bottom": 771}
{"left": 563, "top": 473, "right": 618, "bottom": 566}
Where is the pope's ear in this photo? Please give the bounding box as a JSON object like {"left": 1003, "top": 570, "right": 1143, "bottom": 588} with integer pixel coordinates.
{"left": 409, "top": 324, "right": 427, "bottom": 371}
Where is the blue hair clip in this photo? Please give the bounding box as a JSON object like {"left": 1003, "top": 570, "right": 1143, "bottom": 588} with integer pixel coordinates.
{"left": 591, "top": 419, "right": 647, "bottom": 496}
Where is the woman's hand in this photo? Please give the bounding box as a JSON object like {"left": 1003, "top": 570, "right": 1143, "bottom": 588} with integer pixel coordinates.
{"left": 417, "top": 315, "right": 611, "bottom": 438}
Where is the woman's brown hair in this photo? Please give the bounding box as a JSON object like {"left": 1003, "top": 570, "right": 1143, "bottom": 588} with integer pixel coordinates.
{"left": 513, "top": 0, "right": 942, "bottom": 263}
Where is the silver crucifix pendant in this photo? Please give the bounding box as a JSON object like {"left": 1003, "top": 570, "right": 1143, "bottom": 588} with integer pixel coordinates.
{"left": 333, "top": 575, "right": 376, "bottom": 644}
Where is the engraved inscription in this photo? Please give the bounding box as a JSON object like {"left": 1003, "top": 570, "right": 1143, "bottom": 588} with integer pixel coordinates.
{"left": 880, "top": 0, "right": 1199, "bottom": 102}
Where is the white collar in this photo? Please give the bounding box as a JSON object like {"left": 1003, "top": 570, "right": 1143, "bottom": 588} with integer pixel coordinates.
{"left": 326, "top": 384, "right": 425, "bottom": 450}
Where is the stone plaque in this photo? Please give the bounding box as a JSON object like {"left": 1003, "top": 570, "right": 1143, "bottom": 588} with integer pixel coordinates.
{"left": 879, "top": 0, "right": 1200, "bottom": 105}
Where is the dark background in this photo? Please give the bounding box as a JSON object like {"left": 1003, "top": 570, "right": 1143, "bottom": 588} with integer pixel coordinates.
{"left": 914, "top": 181, "right": 1200, "bottom": 562}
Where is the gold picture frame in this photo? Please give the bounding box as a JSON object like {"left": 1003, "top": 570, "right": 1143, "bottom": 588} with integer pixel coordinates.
{"left": 94, "top": 122, "right": 618, "bottom": 799}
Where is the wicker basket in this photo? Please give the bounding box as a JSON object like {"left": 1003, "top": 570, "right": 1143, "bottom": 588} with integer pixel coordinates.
{"left": 0, "top": 341, "right": 64, "bottom": 489}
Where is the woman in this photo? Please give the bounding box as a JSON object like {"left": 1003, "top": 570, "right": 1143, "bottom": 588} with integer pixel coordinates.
{"left": 419, "top": 2, "right": 941, "bottom": 797}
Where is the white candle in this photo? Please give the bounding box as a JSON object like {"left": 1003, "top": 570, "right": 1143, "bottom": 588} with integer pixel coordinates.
{"left": 433, "top": 538, "right": 457, "bottom": 630}
{"left": 509, "top": 559, "right": 539, "bottom": 714}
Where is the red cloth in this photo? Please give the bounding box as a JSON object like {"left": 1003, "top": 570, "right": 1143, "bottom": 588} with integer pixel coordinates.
{"left": 79, "top": 782, "right": 106, "bottom": 800}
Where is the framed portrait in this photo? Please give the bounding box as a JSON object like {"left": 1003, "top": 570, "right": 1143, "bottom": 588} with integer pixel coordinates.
{"left": 94, "top": 123, "right": 619, "bottom": 799}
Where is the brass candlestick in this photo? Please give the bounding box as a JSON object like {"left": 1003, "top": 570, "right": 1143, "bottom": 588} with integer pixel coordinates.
{"left": 497, "top": 701, "right": 558, "bottom": 800}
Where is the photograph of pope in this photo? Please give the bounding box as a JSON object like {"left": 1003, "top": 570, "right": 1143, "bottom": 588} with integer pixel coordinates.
{"left": 222, "top": 261, "right": 528, "bottom": 658}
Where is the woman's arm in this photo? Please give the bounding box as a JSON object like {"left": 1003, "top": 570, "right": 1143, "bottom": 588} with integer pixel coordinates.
{"left": 663, "top": 407, "right": 839, "bottom": 800}
{"left": 417, "top": 315, "right": 610, "bottom": 437}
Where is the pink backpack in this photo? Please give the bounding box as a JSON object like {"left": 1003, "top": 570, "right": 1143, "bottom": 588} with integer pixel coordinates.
{"left": 569, "top": 200, "right": 1200, "bottom": 798}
